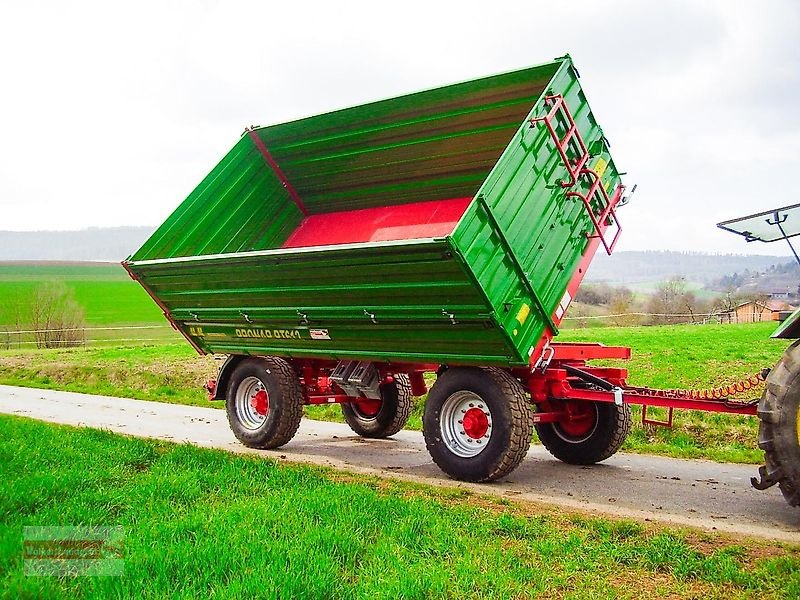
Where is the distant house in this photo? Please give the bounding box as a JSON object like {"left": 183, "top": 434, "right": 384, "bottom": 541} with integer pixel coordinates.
{"left": 720, "top": 300, "right": 795, "bottom": 323}
{"left": 769, "top": 290, "right": 793, "bottom": 300}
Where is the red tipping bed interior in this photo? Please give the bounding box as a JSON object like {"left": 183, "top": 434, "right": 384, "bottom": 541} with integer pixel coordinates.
{"left": 282, "top": 197, "right": 472, "bottom": 249}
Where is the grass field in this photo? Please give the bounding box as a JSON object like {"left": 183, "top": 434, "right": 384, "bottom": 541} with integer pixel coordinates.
{"left": 0, "top": 262, "right": 793, "bottom": 464}
{"left": 0, "top": 262, "right": 163, "bottom": 327}
{"left": 1, "top": 415, "right": 798, "bottom": 599}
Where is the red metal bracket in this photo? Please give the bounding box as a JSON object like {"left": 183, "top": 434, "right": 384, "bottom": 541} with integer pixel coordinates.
{"left": 641, "top": 404, "right": 674, "bottom": 428}
{"left": 536, "top": 365, "right": 759, "bottom": 416}
{"left": 551, "top": 342, "right": 631, "bottom": 362}
{"left": 530, "top": 95, "right": 590, "bottom": 188}
{"left": 530, "top": 94, "right": 624, "bottom": 256}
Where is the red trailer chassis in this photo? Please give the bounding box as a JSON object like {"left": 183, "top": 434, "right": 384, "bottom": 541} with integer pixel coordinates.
{"left": 207, "top": 341, "right": 762, "bottom": 431}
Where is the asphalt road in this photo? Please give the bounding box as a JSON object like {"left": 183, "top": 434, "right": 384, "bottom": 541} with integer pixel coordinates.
{"left": 2, "top": 384, "right": 799, "bottom": 542}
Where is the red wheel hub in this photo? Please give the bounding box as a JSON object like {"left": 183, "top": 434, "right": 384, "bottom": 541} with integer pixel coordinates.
{"left": 555, "top": 400, "right": 596, "bottom": 437}
{"left": 250, "top": 389, "right": 269, "bottom": 416}
{"left": 462, "top": 407, "right": 489, "bottom": 439}
{"left": 352, "top": 398, "right": 382, "bottom": 417}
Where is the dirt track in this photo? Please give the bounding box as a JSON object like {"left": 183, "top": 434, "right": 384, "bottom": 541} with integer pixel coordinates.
{"left": 2, "top": 384, "right": 799, "bottom": 542}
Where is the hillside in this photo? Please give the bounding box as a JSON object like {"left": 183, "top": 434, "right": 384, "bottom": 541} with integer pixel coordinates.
{"left": 0, "top": 228, "right": 792, "bottom": 288}
{"left": 0, "top": 227, "right": 153, "bottom": 262}
{"left": 585, "top": 250, "right": 789, "bottom": 289}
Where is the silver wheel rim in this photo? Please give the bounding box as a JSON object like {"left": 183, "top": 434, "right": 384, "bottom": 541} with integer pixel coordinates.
{"left": 439, "top": 391, "right": 492, "bottom": 458}
{"left": 235, "top": 376, "right": 268, "bottom": 430}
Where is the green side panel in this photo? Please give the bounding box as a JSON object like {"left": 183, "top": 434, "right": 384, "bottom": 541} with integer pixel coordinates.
{"left": 451, "top": 59, "right": 624, "bottom": 364}
{"left": 130, "top": 136, "right": 304, "bottom": 261}
{"left": 126, "top": 240, "right": 515, "bottom": 365}
{"left": 254, "top": 63, "right": 560, "bottom": 214}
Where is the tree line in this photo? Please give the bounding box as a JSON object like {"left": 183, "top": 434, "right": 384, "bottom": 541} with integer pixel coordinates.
{"left": 572, "top": 277, "right": 775, "bottom": 327}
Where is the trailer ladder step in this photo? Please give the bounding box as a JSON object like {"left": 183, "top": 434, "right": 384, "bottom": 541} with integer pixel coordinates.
{"left": 531, "top": 94, "right": 624, "bottom": 255}
{"left": 566, "top": 170, "right": 624, "bottom": 255}
{"left": 530, "top": 95, "right": 590, "bottom": 188}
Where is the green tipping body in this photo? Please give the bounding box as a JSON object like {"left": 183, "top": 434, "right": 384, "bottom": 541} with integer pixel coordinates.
{"left": 126, "top": 57, "right": 623, "bottom": 367}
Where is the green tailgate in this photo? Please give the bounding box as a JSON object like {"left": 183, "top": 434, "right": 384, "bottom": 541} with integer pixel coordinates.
{"left": 126, "top": 56, "right": 623, "bottom": 367}
{"left": 451, "top": 60, "right": 622, "bottom": 363}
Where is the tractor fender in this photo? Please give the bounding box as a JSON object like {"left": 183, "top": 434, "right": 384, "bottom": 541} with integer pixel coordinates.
{"left": 772, "top": 307, "right": 800, "bottom": 339}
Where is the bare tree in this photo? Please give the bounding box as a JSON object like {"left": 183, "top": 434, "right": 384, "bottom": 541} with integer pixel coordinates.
{"left": 1, "top": 298, "right": 25, "bottom": 349}
{"left": 646, "top": 276, "right": 699, "bottom": 325}
{"left": 29, "top": 282, "right": 86, "bottom": 349}
{"left": 609, "top": 288, "right": 640, "bottom": 326}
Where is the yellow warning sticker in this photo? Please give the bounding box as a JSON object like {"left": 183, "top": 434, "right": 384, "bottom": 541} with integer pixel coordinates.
{"left": 593, "top": 157, "right": 608, "bottom": 179}
{"left": 515, "top": 303, "right": 531, "bottom": 326}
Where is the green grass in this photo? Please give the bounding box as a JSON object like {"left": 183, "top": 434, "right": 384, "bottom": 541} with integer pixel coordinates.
{"left": 0, "top": 344, "right": 214, "bottom": 407}
{"left": 1, "top": 415, "right": 798, "bottom": 599}
{"left": 0, "top": 262, "right": 163, "bottom": 328}
{"left": 0, "top": 263, "right": 126, "bottom": 281}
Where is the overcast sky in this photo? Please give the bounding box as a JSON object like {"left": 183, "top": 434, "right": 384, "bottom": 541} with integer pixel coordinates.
{"left": 1, "top": 0, "right": 798, "bottom": 255}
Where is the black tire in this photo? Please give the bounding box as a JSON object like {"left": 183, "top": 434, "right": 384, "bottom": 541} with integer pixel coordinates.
{"left": 225, "top": 356, "right": 303, "bottom": 449}
{"left": 341, "top": 374, "right": 413, "bottom": 438}
{"left": 757, "top": 339, "right": 800, "bottom": 506}
{"left": 535, "top": 400, "right": 631, "bottom": 465}
{"left": 423, "top": 367, "right": 532, "bottom": 482}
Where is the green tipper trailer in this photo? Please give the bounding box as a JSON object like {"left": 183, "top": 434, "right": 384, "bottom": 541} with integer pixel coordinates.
{"left": 126, "top": 56, "right": 622, "bottom": 367}
{"left": 127, "top": 57, "right": 800, "bottom": 501}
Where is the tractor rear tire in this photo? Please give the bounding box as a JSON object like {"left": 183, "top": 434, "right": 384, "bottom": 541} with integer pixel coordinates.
{"left": 536, "top": 400, "right": 631, "bottom": 465}
{"left": 757, "top": 339, "right": 800, "bottom": 506}
{"left": 423, "top": 367, "right": 532, "bottom": 482}
{"left": 341, "top": 374, "right": 413, "bottom": 438}
{"left": 225, "top": 357, "right": 304, "bottom": 449}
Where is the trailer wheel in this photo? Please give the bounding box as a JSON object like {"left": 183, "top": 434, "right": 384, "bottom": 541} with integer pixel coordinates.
{"left": 225, "top": 357, "right": 303, "bottom": 449}
{"left": 341, "top": 374, "right": 413, "bottom": 438}
{"left": 423, "top": 367, "right": 532, "bottom": 482}
{"left": 757, "top": 339, "right": 800, "bottom": 506}
{"left": 535, "top": 399, "right": 631, "bottom": 465}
